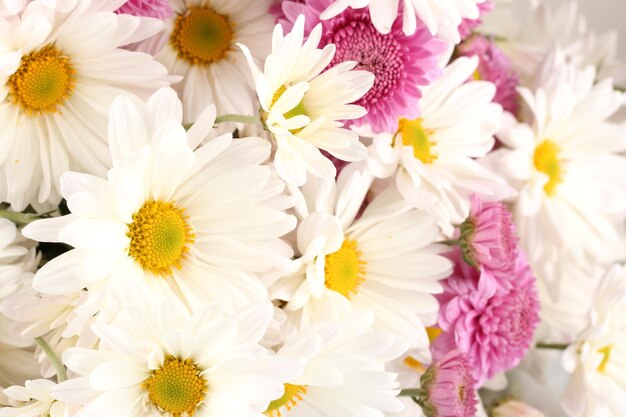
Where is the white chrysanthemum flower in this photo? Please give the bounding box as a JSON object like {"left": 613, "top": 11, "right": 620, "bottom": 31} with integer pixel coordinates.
{"left": 481, "top": 0, "right": 626, "bottom": 85}
{"left": 271, "top": 166, "right": 452, "bottom": 352}
{"left": 134, "top": 0, "right": 274, "bottom": 122}
{"left": 267, "top": 311, "right": 407, "bottom": 417}
{"left": 493, "top": 51, "right": 626, "bottom": 294}
{"left": 0, "top": 0, "right": 170, "bottom": 211}
{"left": 22, "top": 88, "right": 295, "bottom": 316}
{"left": 320, "top": 0, "right": 485, "bottom": 41}
{"left": 0, "top": 218, "right": 37, "bottom": 302}
{"left": 562, "top": 265, "right": 626, "bottom": 417}
{"left": 0, "top": 379, "right": 70, "bottom": 417}
{"left": 240, "top": 15, "right": 373, "bottom": 186}
{"left": 0, "top": 282, "right": 94, "bottom": 379}
{"left": 367, "top": 56, "right": 511, "bottom": 236}
{"left": 55, "top": 301, "right": 299, "bottom": 417}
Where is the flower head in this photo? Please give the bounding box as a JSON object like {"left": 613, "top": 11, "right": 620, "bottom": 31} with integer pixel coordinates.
{"left": 278, "top": 0, "right": 446, "bottom": 133}
{"left": 459, "top": 195, "right": 519, "bottom": 290}
{"left": 240, "top": 15, "right": 373, "bottom": 185}
{"left": 433, "top": 248, "right": 540, "bottom": 383}
{"left": 457, "top": 35, "right": 520, "bottom": 115}
{"left": 419, "top": 350, "right": 477, "bottom": 417}
{"left": 115, "top": 0, "right": 173, "bottom": 19}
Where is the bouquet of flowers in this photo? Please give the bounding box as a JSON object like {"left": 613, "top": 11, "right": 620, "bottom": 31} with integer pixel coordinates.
{"left": 0, "top": 0, "right": 625, "bottom": 416}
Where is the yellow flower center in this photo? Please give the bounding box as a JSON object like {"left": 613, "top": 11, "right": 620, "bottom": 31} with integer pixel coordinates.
{"left": 7, "top": 45, "right": 75, "bottom": 115}
{"left": 533, "top": 140, "right": 563, "bottom": 196}
{"left": 597, "top": 345, "right": 612, "bottom": 373}
{"left": 324, "top": 239, "right": 366, "bottom": 298}
{"left": 144, "top": 357, "right": 207, "bottom": 417}
{"left": 402, "top": 327, "right": 442, "bottom": 372}
{"left": 265, "top": 384, "right": 307, "bottom": 417}
{"left": 170, "top": 7, "right": 233, "bottom": 66}
{"left": 397, "top": 118, "right": 437, "bottom": 164}
{"left": 271, "top": 85, "right": 308, "bottom": 119}
{"left": 127, "top": 200, "right": 195, "bottom": 276}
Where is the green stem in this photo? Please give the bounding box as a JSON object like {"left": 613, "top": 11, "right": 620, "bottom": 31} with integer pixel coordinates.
{"left": 0, "top": 210, "right": 46, "bottom": 225}
{"left": 535, "top": 342, "right": 569, "bottom": 350}
{"left": 399, "top": 388, "right": 428, "bottom": 398}
{"left": 214, "top": 114, "right": 262, "bottom": 125}
{"left": 35, "top": 337, "right": 67, "bottom": 383}
{"left": 438, "top": 239, "right": 461, "bottom": 246}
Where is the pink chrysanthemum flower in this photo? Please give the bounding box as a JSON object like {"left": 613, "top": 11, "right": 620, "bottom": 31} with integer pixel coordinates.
{"left": 277, "top": 0, "right": 447, "bottom": 133}
{"left": 457, "top": 1, "right": 493, "bottom": 41}
{"left": 418, "top": 350, "right": 478, "bottom": 417}
{"left": 459, "top": 194, "right": 519, "bottom": 290}
{"left": 432, "top": 248, "right": 540, "bottom": 383}
{"left": 116, "top": 0, "right": 172, "bottom": 19}
{"left": 457, "top": 35, "right": 520, "bottom": 115}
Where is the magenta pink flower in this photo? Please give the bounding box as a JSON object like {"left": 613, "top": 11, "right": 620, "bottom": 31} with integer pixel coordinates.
{"left": 459, "top": 194, "right": 518, "bottom": 290}
{"left": 115, "top": 0, "right": 172, "bottom": 19}
{"left": 277, "top": 0, "right": 447, "bottom": 133}
{"left": 419, "top": 350, "right": 478, "bottom": 417}
{"left": 457, "top": 35, "right": 520, "bottom": 115}
{"left": 432, "top": 248, "right": 540, "bottom": 383}
{"left": 458, "top": 1, "right": 494, "bottom": 40}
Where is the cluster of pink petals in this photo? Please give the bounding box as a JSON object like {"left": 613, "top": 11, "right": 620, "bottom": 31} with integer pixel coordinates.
{"left": 458, "top": 1, "right": 494, "bottom": 41}
{"left": 457, "top": 35, "right": 520, "bottom": 115}
{"left": 115, "top": 0, "right": 172, "bottom": 19}
{"left": 460, "top": 194, "right": 519, "bottom": 291}
{"left": 421, "top": 350, "right": 478, "bottom": 417}
{"left": 432, "top": 248, "right": 540, "bottom": 383}
{"left": 276, "top": 0, "right": 447, "bottom": 133}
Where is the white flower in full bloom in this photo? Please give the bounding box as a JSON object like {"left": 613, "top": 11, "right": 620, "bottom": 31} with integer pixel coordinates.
{"left": 271, "top": 165, "right": 451, "bottom": 353}
{"left": 0, "top": 0, "right": 170, "bottom": 210}
{"left": 368, "top": 56, "right": 511, "bottom": 236}
{"left": 54, "top": 301, "right": 298, "bottom": 417}
{"left": 267, "top": 311, "right": 407, "bottom": 417}
{"left": 134, "top": 0, "right": 275, "bottom": 122}
{"left": 240, "top": 15, "right": 373, "bottom": 186}
{"left": 22, "top": 88, "right": 296, "bottom": 318}
{"left": 561, "top": 265, "right": 626, "bottom": 417}
{"left": 492, "top": 51, "right": 626, "bottom": 295}
{"left": 320, "top": 0, "right": 486, "bottom": 41}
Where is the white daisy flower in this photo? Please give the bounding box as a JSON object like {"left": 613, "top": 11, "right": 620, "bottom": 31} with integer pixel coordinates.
{"left": 562, "top": 265, "right": 626, "bottom": 417}
{"left": 267, "top": 311, "right": 407, "bottom": 417}
{"left": 0, "top": 0, "right": 170, "bottom": 211}
{"left": 367, "top": 56, "right": 511, "bottom": 236}
{"left": 493, "top": 51, "right": 626, "bottom": 294}
{"left": 0, "top": 0, "right": 25, "bottom": 16}
{"left": 240, "top": 15, "right": 373, "bottom": 186}
{"left": 482, "top": 0, "right": 626, "bottom": 86}
{"left": 134, "top": 0, "right": 275, "bottom": 122}
{"left": 55, "top": 301, "right": 299, "bottom": 417}
{"left": 0, "top": 379, "right": 71, "bottom": 417}
{"left": 320, "top": 0, "right": 485, "bottom": 41}
{"left": 271, "top": 165, "right": 452, "bottom": 352}
{"left": 22, "top": 88, "right": 296, "bottom": 317}
{"left": 0, "top": 218, "right": 38, "bottom": 302}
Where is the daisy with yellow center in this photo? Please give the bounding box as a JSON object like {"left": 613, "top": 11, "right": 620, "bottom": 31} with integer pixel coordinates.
{"left": 62, "top": 301, "right": 298, "bottom": 417}
{"left": 23, "top": 88, "right": 296, "bottom": 317}
{"left": 271, "top": 167, "right": 452, "bottom": 349}
{"left": 135, "top": 0, "right": 274, "bottom": 122}
{"left": 0, "top": 1, "right": 170, "bottom": 211}
{"left": 562, "top": 265, "right": 626, "bottom": 417}
{"left": 368, "top": 57, "right": 512, "bottom": 237}
{"left": 268, "top": 312, "right": 407, "bottom": 417}
{"left": 493, "top": 51, "right": 626, "bottom": 294}
{"left": 240, "top": 15, "right": 373, "bottom": 186}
